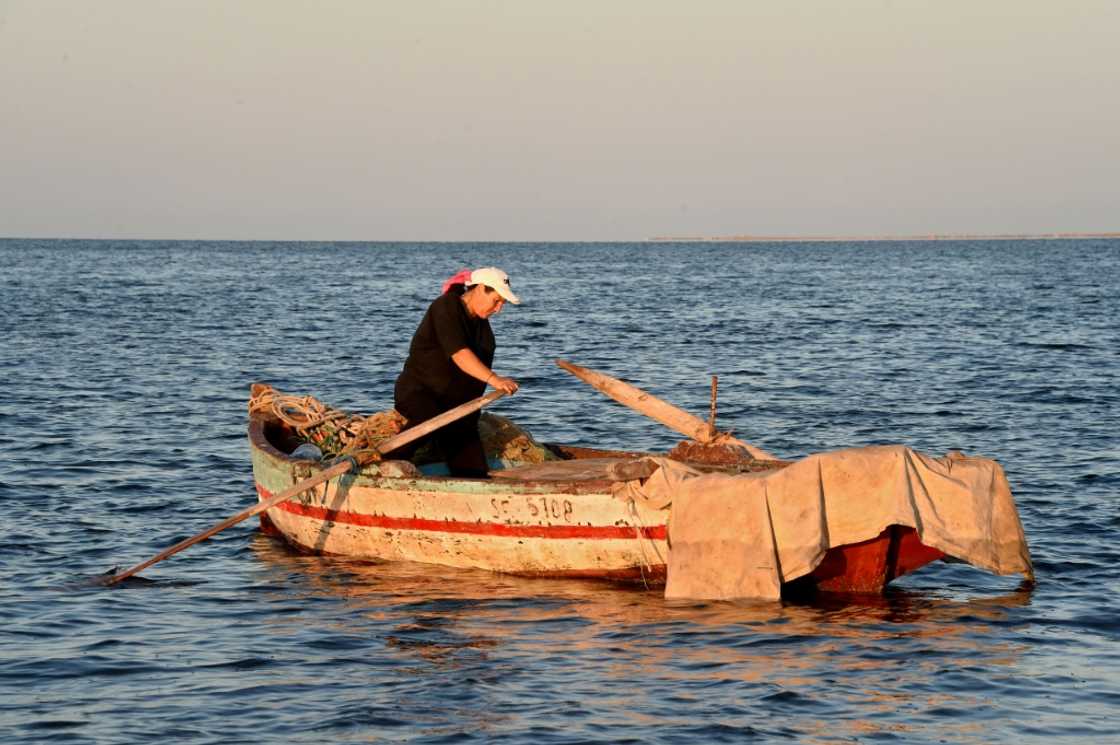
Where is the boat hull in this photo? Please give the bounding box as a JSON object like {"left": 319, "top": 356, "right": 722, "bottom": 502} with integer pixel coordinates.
{"left": 250, "top": 429, "right": 671, "bottom": 580}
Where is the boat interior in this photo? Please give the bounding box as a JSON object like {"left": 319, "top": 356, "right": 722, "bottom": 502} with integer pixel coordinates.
{"left": 254, "top": 406, "right": 787, "bottom": 486}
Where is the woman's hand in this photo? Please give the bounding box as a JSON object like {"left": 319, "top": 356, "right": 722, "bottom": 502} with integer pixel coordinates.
{"left": 488, "top": 374, "right": 519, "bottom": 395}
{"left": 450, "top": 349, "right": 519, "bottom": 395}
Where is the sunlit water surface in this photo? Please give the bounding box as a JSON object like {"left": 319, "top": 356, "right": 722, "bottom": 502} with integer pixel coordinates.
{"left": 1, "top": 239, "right": 1117, "bottom": 743}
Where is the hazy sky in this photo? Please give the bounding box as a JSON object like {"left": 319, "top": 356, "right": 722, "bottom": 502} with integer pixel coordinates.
{"left": 2, "top": 1, "right": 1118, "bottom": 241}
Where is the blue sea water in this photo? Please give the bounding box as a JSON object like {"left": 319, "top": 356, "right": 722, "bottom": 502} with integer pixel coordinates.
{"left": 0, "top": 238, "right": 1118, "bottom": 744}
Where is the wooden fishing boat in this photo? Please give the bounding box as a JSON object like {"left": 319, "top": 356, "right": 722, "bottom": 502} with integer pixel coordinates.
{"left": 247, "top": 363, "right": 981, "bottom": 596}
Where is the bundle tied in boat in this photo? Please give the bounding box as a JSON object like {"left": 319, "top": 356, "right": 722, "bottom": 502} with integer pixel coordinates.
{"left": 248, "top": 384, "right": 557, "bottom": 466}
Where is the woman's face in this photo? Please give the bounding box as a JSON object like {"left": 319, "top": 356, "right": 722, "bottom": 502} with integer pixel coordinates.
{"left": 465, "top": 286, "right": 505, "bottom": 319}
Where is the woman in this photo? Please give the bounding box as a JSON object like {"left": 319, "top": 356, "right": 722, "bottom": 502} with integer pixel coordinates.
{"left": 391, "top": 267, "right": 521, "bottom": 477}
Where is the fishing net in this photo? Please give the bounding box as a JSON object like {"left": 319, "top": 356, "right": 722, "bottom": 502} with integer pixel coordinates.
{"left": 248, "top": 385, "right": 404, "bottom": 459}
{"left": 248, "top": 385, "right": 557, "bottom": 465}
{"left": 478, "top": 411, "right": 560, "bottom": 466}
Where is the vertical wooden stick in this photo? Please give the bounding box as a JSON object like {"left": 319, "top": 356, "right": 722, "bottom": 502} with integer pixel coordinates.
{"left": 709, "top": 375, "right": 719, "bottom": 437}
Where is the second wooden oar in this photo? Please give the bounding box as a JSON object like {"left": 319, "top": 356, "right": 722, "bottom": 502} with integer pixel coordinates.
{"left": 556, "top": 359, "right": 776, "bottom": 460}
{"left": 100, "top": 389, "right": 507, "bottom": 586}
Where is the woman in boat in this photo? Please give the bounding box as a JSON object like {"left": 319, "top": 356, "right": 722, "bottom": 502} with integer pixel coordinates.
{"left": 390, "top": 267, "right": 521, "bottom": 477}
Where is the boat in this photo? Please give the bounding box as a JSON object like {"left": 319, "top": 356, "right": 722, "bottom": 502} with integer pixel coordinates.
{"left": 247, "top": 363, "right": 1033, "bottom": 598}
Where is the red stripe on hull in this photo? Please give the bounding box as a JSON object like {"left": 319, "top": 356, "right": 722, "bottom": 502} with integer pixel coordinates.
{"left": 256, "top": 483, "right": 667, "bottom": 541}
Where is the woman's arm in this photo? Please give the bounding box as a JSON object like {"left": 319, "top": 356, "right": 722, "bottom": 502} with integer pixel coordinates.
{"left": 451, "top": 348, "right": 519, "bottom": 394}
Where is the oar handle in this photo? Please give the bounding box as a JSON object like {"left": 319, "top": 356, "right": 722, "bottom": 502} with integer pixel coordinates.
{"left": 101, "top": 389, "right": 507, "bottom": 586}
{"left": 373, "top": 389, "right": 506, "bottom": 456}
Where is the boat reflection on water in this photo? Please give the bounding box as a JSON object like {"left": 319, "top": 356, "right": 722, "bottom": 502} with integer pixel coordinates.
{"left": 247, "top": 533, "right": 1034, "bottom": 742}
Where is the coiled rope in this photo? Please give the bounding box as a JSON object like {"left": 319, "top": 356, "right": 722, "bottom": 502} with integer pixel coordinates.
{"left": 248, "top": 386, "right": 406, "bottom": 460}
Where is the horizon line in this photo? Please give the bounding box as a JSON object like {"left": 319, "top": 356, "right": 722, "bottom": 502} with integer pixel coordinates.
{"left": 649, "top": 231, "right": 1120, "bottom": 243}
{"left": 2, "top": 232, "right": 1119, "bottom": 244}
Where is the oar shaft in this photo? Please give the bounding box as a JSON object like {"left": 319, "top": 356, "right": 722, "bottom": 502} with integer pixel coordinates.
{"left": 103, "top": 389, "right": 507, "bottom": 586}
{"left": 105, "top": 459, "right": 352, "bottom": 585}
{"left": 376, "top": 389, "right": 506, "bottom": 455}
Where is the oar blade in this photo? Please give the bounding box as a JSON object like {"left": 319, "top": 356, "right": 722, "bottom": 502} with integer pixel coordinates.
{"left": 556, "top": 359, "right": 714, "bottom": 442}
{"left": 98, "top": 389, "right": 509, "bottom": 587}
{"left": 555, "top": 359, "right": 778, "bottom": 461}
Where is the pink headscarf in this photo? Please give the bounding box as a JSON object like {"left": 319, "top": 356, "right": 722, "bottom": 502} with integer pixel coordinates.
{"left": 441, "top": 268, "right": 473, "bottom": 294}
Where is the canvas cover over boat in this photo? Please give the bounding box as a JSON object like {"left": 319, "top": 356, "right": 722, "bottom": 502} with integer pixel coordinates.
{"left": 614, "top": 445, "right": 1034, "bottom": 600}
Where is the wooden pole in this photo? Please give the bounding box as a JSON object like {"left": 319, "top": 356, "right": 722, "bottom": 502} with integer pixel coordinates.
{"left": 556, "top": 359, "right": 715, "bottom": 442}
{"left": 100, "top": 389, "right": 506, "bottom": 586}
{"left": 556, "top": 359, "right": 777, "bottom": 460}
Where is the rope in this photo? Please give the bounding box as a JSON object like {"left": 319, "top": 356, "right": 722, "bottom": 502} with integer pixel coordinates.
{"left": 626, "top": 497, "right": 666, "bottom": 590}
{"left": 249, "top": 386, "right": 406, "bottom": 460}
{"left": 249, "top": 384, "right": 558, "bottom": 466}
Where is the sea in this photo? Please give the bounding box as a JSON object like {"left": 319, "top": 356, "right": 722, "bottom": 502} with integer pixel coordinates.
{"left": 1, "top": 238, "right": 1117, "bottom": 744}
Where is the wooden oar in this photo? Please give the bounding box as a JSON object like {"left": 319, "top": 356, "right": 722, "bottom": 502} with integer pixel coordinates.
{"left": 555, "top": 359, "right": 777, "bottom": 460}
{"left": 100, "top": 389, "right": 507, "bottom": 586}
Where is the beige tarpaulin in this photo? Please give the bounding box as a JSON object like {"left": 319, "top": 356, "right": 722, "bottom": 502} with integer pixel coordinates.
{"left": 613, "top": 445, "right": 1033, "bottom": 600}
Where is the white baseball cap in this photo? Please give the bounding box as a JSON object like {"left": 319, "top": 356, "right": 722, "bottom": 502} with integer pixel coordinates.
{"left": 467, "top": 267, "right": 521, "bottom": 305}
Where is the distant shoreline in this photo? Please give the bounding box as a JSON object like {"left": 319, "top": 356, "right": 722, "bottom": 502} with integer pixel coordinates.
{"left": 649, "top": 232, "right": 1120, "bottom": 243}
